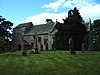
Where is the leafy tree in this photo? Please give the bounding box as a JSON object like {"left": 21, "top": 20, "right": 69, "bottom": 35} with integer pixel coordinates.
{"left": 0, "top": 16, "right": 5, "bottom": 36}
{"left": 0, "top": 36, "right": 6, "bottom": 52}
{"left": 2, "top": 21, "right": 13, "bottom": 42}
{"left": 46, "top": 19, "right": 53, "bottom": 23}
{"left": 0, "top": 15, "right": 13, "bottom": 52}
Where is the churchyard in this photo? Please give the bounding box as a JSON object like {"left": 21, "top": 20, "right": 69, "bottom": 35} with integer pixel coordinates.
{"left": 0, "top": 50, "right": 100, "bottom": 75}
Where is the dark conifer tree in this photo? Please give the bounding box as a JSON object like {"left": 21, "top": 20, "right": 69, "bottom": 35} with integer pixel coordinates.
{"left": 54, "top": 7, "right": 86, "bottom": 54}
{"left": 64, "top": 7, "right": 86, "bottom": 54}
{"left": 93, "top": 19, "right": 100, "bottom": 50}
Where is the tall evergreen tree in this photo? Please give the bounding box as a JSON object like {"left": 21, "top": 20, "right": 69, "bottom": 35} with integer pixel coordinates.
{"left": 65, "top": 7, "right": 86, "bottom": 54}
{"left": 93, "top": 19, "right": 100, "bottom": 50}
{"left": 54, "top": 7, "right": 86, "bottom": 54}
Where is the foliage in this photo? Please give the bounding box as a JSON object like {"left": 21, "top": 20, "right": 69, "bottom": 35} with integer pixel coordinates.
{"left": 93, "top": 19, "right": 100, "bottom": 30}
{"left": 46, "top": 19, "right": 53, "bottom": 23}
{"left": 0, "top": 36, "right": 6, "bottom": 45}
{"left": 22, "top": 51, "right": 27, "bottom": 56}
{"left": 0, "top": 15, "right": 13, "bottom": 43}
{"left": 93, "top": 19, "right": 100, "bottom": 50}
{"left": 66, "top": 7, "right": 86, "bottom": 53}
{"left": 0, "top": 51, "right": 100, "bottom": 75}
{"left": 54, "top": 7, "right": 87, "bottom": 53}
{"left": 96, "top": 31, "right": 100, "bottom": 50}
{"left": 0, "top": 15, "right": 13, "bottom": 52}
{"left": 0, "top": 36, "right": 10, "bottom": 52}
{"left": 0, "top": 36, "right": 6, "bottom": 52}
{"left": 0, "top": 16, "right": 5, "bottom": 36}
{"left": 54, "top": 22, "right": 69, "bottom": 50}
{"left": 66, "top": 7, "right": 86, "bottom": 37}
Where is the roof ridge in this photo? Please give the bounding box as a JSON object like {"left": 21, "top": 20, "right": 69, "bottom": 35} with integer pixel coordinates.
{"left": 19, "top": 22, "right": 32, "bottom": 25}
{"left": 34, "top": 24, "right": 46, "bottom": 27}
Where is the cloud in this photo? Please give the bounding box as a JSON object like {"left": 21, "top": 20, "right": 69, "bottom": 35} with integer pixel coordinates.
{"left": 62, "top": 0, "right": 92, "bottom": 8}
{"left": 42, "top": 0, "right": 98, "bottom": 11}
{"left": 80, "top": 4, "right": 100, "bottom": 22}
{"left": 42, "top": 0, "right": 100, "bottom": 21}
{"left": 42, "top": 0, "right": 65, "bottom": 12}
{"left": 22, "top": 12, "right": 67, "bottom": 25}
{"left": 22, "top": 0, "right": 100, "bottom": 25}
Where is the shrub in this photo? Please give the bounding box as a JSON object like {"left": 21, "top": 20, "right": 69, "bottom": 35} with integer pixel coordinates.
{"left": 30, "top": 48, "right": 39, "bottom": 54}
{"left": 22, "top": 51, "right": 27, "bottom": 56}
{"left": 0, "top": 37, "right": 6, "bottom": 52}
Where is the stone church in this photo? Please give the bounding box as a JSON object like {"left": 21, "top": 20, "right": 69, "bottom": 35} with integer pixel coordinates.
{"left": 12, "top": 19, "right": 57, "bottom": 51}
{"left": 12, "top": 19, "right": 94, "bottom": 51}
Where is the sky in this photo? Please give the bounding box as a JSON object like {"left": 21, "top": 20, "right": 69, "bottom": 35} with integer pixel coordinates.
{"left": 0, "top": 0, "right": 100, "bottom": 28}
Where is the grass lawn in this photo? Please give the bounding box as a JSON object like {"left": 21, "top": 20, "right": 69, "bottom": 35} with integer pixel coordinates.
{"left": 0, "top": 50, "right": 100, "bottom": 75}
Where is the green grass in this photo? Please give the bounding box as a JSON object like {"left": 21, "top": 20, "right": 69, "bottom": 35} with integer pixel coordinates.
{"left": 0, "top": 51, "right": 100, "bottom": 75}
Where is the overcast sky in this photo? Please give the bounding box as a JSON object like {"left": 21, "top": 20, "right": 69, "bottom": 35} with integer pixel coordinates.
{"left": 0, "top": 0, "right": 100, "bottom": 27}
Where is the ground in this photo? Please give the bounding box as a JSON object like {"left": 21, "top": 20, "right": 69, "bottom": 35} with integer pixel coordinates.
{"left": 0, "top": 50, "right": 100, "bottom": 75}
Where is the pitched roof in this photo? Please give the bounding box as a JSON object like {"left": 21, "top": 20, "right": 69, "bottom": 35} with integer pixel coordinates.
{"left": 25, "top": 22, "right": 55, "bottom": 36}
{"left": 16, "top": 39, "right": 30, "bottom": 45}
{"left": 23, "top": 40, "right": 30, "bottom": 45}
{"left": 15, "top": 22, "right": 33, "bottom": 28}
